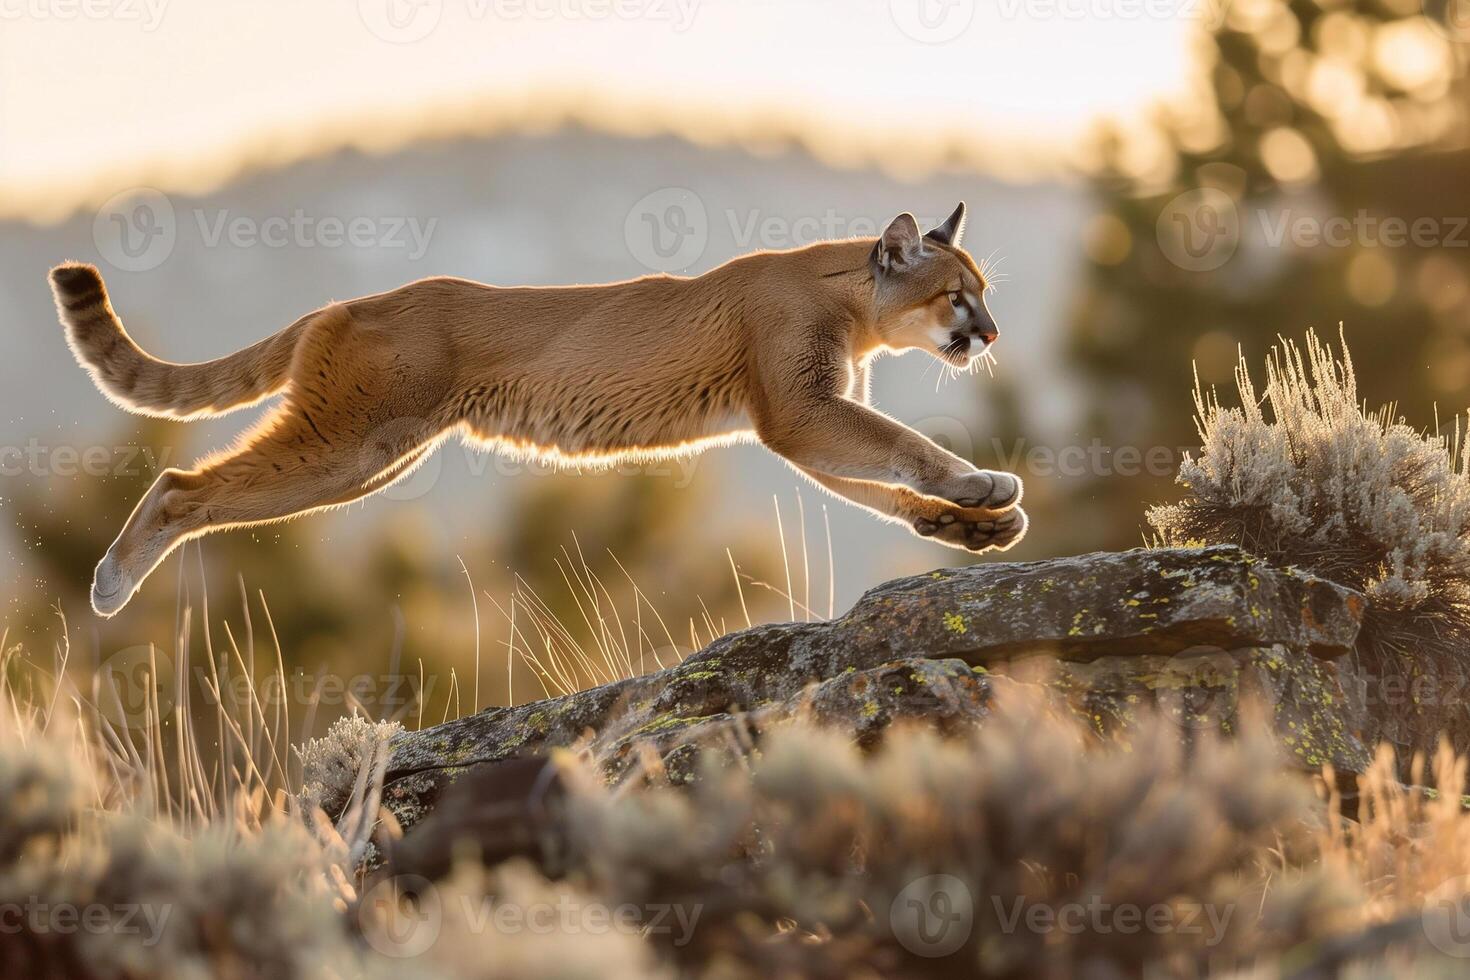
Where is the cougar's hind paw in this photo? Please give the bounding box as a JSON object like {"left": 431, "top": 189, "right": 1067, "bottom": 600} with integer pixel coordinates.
{"left": 91, "top": 554, "right": 135, "bottom": 617}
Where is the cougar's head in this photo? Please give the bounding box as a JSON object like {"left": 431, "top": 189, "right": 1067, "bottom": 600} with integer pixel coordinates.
{"left": 869, "top": 203, "right": 997, "bottom": 367}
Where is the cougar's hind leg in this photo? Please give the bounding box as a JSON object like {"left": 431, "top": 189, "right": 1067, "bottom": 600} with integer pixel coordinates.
{"left": 90, "top": 405, "right": 440, "bottom": 616}
{"left": 89, "top": 305, "right": 457, "bottom": 616}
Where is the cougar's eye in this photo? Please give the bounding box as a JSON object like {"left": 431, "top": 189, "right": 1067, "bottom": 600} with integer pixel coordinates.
{"left": 948, "top": 292, "right": 964, "bottom": 310}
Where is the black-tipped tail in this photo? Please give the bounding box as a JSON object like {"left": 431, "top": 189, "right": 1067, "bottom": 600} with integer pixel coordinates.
{"left": 48, "top": 261, "right": 306, "bottom": 419}
{"left": 50, "top": 262, "right": 107, "bottom": 309}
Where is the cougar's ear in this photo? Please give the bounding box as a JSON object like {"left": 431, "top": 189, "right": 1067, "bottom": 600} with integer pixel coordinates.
{"left": 872, "top": 213, "right": 925, "bottom": 275}
{"left": 925, "top": 202, "right": 967, "bottom": 248}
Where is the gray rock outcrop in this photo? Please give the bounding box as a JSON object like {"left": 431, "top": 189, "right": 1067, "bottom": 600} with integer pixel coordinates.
{"left": 339, "top": 545, "right": 1373, "bottom": 834}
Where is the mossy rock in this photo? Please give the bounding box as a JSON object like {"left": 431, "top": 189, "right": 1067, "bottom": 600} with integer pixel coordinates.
{"left": 363, "top": 546, "right": 1369, "bottom": 832}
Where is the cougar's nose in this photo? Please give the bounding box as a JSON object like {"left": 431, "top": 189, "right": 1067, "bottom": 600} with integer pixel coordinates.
{"left": 973, "top": 304, "right": 999, "bottom": 345}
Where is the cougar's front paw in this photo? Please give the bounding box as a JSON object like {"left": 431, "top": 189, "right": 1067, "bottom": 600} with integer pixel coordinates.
{"left": 935, "top": 470, "right": 1023, "bottom": 511}
{"left": 914, "top": 505, "right": 1027, "bottom": 553}
{"left": 984, "top": 505, "right": 1027, "bottom": 551}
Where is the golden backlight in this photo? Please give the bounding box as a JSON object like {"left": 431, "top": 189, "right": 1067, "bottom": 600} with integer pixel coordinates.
{"left": 0, "top": 0, "right": 1197, "bottom": 220}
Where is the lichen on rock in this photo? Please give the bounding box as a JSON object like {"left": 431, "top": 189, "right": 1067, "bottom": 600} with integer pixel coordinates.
{"left": 357, "top": 545, "right": 1379, "bottom": 836}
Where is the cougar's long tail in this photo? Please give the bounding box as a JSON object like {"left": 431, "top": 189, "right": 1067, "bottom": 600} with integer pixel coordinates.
{"left": 49, "top": 262, "right": 310, "bottom": 419}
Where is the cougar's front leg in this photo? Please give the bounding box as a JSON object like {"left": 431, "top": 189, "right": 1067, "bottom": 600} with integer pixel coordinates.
{"left": 757, "top": 395, "right": 1022, "bottom": 512}
{"left": 793, "top": 465, "right": 1027, "bottom": 552}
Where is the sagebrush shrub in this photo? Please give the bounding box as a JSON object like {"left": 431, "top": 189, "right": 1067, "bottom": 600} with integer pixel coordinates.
{"left": 1148, "top": 329, "right": 1470, "bottom": 672}
{"left": 0, "top": 731, "right": 382, "bottom": 979}
{"left": 5, "top": 670, "right": 1470, "bottom": 977}
{"left": 555, "top": 709, "right": 1354, "bottom": 977}
{"left": 298, "top": 714, "right": 402, "bottom": 815}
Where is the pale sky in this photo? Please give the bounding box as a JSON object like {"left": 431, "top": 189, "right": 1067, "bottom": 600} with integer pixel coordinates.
{"left": 0, "top": 0, "right": 1200, "bottom": 221}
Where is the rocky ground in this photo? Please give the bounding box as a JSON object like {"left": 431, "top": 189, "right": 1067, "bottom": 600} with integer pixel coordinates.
{"left": 330, "top": 544, "right": 1421, "bottom": 855}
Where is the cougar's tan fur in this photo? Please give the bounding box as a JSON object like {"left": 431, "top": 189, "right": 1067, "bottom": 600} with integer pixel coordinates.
{"left": 50, "top": 203, "right": 1025, "bottom": 616}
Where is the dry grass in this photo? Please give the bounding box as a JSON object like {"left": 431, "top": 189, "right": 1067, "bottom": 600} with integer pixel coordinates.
{"left": 487, "top": 497, "right": 835, "bottom": 707}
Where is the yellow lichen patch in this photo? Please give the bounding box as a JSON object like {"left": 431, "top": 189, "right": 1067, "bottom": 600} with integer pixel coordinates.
{"left": 1068, "top": 609, "right": 1090, "bottom": 637}
{"left": 943, "top": 612, "right": 967, "bottom": 634}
